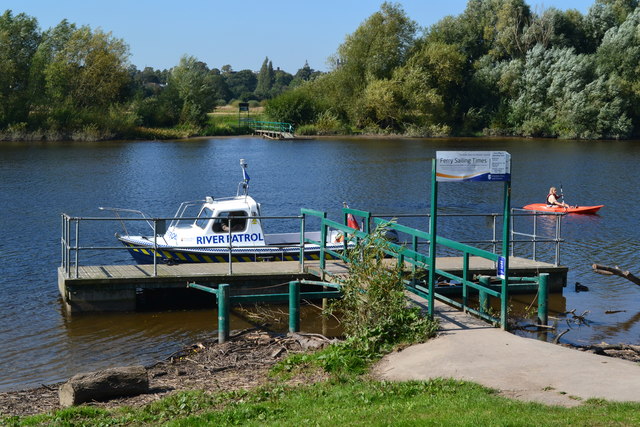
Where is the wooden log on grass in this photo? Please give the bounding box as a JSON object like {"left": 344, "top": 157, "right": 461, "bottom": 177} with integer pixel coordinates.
{"left": 59, "top": 365, "right": 149, "bottom": 407}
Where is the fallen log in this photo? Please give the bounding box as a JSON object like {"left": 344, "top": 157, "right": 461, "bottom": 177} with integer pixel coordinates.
{"left": 59, "top": 365, "right": 149, "bottom": 407}
{"left": 592, "top": 264, "right": 640, "bottom": 286}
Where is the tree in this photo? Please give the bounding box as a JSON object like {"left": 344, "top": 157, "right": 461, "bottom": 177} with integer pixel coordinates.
{"left": 539, "top": 8, "right": 592, "bottom": 54}
{"left": 402, "top": 41, "right": 466, "bottom": 124}
{"left": 333, "top": 2, "right": 417, "bottom": 83}
{"left": 294, "top": 61, "right": 314, "bottom": 81}
{"left": 264, "top": 86, "right": 320, "bottom": 124}
{"left": 270, "top": 68, "right": 293, "bottom": 97}
{"left": 595, "top": 7, "right": 640, "bottom": 132}
{"left": 0, "top": 10, "right": 41, "bottom": 127}
{"left": 224, "top": 69, "right": 257, "bottom": 101}
{"left": 316, "top": 2, "right": 417, "bottom": 126}
{"left": 255, "top": 57, "right": 274, "bottom": 99}
{"left": 42, "top": 25, "right": 130, "bottom": 110}
{"left": 582, "top": 0, "right": 635, "bottom": 49}
{"left": 170, "top": 55, "right": 218, "bottom": 126}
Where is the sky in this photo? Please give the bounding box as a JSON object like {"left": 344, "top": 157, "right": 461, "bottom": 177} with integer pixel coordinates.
{"left": 9, "top": 0, "right": 592, "bottom": 74}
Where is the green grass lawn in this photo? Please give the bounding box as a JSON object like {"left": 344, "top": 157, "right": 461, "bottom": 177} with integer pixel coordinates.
{"left": 8, "top": 379, "right": 638, "bottom": 426}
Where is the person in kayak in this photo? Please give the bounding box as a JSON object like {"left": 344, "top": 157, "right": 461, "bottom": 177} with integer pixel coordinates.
{"left": 547, "top": 187, "right": 571, "bottom": 208}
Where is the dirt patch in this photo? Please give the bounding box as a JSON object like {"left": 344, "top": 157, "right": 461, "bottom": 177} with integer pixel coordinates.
{"left": 0, "top": 330, "right": 331, "bottom": 418}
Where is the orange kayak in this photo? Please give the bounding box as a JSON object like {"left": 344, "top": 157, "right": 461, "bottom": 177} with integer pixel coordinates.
{"left": 522, "top": 204, "right": 604, "bottom": 214}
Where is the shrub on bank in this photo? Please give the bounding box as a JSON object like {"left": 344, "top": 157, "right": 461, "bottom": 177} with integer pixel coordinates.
{"left": 274, "top": 224, "right": 438, "bottom": 379}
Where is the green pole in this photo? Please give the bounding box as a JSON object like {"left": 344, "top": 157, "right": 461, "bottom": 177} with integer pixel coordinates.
{"left": 289, "top": 281, "right": 300, "bottom": 332}
{"left": 218, "top": 284, "right": 230, "bottom": 344}
{"left": 500, "top": 180, "right": 511, "bottom": 330}
{"left": 428, "top": 158, "right": 438, "bottom": 318}
{"left": 299, "top": 213, "right": 305, "bottom": 272}
{"left": 319, "top": 212, "right": 327, "bottom": 270}
{"left": 537, "top": 273, "right": 549, "bottom": 326}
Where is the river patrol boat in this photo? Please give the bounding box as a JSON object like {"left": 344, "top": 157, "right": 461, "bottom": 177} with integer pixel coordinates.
{"left": 102, "top": 160, "right": 352, "bottom": 264}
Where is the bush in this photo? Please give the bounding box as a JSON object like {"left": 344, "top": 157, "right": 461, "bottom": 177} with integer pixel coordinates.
{"left": 296, "top": 124, "right": 318, "bottom": 135}
{"left": 314, "top": 111, "right": 347, "bottom": 135}
{"left": 264, "top": 88, "right": 320, "bottom": 125}
{"left": 328, "top": 224, "right": 438, "bottom": 356}
{"left": 403, "top": 123, "right": 452, "bottom": 137}
{"left": 275, "top": 224, "right": 437, "bottom": 379}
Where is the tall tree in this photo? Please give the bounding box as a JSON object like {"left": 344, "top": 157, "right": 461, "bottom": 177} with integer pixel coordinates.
{"left": 333, "top": 2, "right": 417, "bottom": 83}
{"left": 224, "top": 69, "right": 257, "bottom": 101}
{"left": 255, "top": 57, "right": 274, "bottom": 99}
{"left": 0, "top": 10, "right": 41, "bottom": 127}
{"left": 43, "top": 25, "right": 130, "bottom": 110}
{"left": 170, "top": 55, "right": 217, "bottom": 126}
{"left": 595, "top": 7, "right": 640, "bottom": 132}
{"left": 326, "top": 2, "right": 417, "bottom": 125}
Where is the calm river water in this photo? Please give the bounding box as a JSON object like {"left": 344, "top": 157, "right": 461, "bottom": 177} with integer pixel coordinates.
{"left": 1, "top": 136, "right": 639, "bottom": 391}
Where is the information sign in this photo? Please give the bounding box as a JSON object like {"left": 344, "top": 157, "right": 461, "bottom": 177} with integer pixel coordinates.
{"left": 436, "top": 151, "right": 511, "bottom": 182}
{"left": 497, "top": 256, "right": 506, "bottom": 279}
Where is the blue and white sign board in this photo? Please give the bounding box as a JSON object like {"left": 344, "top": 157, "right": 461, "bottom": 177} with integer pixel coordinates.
{"left": 436, "top": 151, "right": 511, "bottom": 182}
{"left": 497, "top": 256, "right": 506, "bottom": 279}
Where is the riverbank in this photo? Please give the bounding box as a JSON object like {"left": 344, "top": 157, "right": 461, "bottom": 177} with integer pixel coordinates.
{"left": 3, "top": 291, "right": 640, "bottom": 417}
{"left": 1, "top": 326, "right": 639, "bottom": 421}
{"left": 0, "top": 329, "right": 330, "bottom": 418}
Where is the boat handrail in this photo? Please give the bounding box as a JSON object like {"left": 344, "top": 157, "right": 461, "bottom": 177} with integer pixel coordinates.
{"left": 170, "top": 200, "right": 207, "bottom": 228}
{"left": 98, "top": 207, "right": 154, "bottom": 235}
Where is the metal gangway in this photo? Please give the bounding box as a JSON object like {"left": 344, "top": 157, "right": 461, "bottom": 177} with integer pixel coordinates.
{"left": 301, "top": 207, "right": 565, "bottom": 330}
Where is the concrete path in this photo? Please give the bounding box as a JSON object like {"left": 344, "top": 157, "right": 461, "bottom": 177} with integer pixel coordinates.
{"left": 373, "top": 299, "right": 640, "bottom": 407}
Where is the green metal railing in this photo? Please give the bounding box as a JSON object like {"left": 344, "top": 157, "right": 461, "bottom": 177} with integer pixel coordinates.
{"left": 242, "top": 119, "right": 295, "bottom": 134}
{"left": 302, "top": 206, "right": 551, "bottom": 330}
{"left": 187, "top": 280, "right": 341, "bottom": 343}
{"left": 187, "top": 206, "right": 550, "bottom": 337}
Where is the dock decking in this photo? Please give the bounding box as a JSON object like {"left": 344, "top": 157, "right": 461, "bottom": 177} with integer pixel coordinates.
{"left": 58, "top": 256, "right": 567, "bottom": 313}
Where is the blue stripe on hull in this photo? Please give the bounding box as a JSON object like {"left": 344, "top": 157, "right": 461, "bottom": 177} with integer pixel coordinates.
{"left": 123, "top": 243, "right": 341, "bottom": 264}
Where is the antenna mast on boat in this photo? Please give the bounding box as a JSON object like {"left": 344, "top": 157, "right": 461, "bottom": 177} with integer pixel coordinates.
{"left": 238, "top": 158, "right": 250, "bottom": 196}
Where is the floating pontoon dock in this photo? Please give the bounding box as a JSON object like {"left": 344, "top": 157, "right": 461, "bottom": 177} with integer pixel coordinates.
{"left": 58, "top": 256, "right": 566, "bottom": 314}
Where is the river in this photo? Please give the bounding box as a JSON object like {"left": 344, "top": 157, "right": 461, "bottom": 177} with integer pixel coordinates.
{"left": 1, "top": 136, "right": 639, "bottom": 392}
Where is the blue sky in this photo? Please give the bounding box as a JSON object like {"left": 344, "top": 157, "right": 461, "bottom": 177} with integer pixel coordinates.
{"left": 11, "top": 1, "right": 591, "bottom": 73}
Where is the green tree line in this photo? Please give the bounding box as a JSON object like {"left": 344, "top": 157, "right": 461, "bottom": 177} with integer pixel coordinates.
{"left": 267, "top": 0, "right": 640, "bottom": 140}
{"left": 3, "top": 1, "right": 640, "bottom": 141}
{"left": 0, "top": 9, "right": 320, "bottom": 140}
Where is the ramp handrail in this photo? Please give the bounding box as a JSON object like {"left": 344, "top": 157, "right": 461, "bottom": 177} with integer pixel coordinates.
{"left": 242, "top": 119, "right": 295, "bottom": 134}
{"left": 305, "top": 207, "right": 554, "bottom": 329}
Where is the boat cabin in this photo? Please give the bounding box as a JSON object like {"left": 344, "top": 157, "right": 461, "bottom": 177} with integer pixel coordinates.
{"left": 163, "top": 195, "right": 266, "bottom": 248}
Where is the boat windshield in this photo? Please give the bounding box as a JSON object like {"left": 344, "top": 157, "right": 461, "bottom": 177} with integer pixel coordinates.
{"left": 195, "top": 207, "right": 214, "bottom": 228}
{"left": 213, "top": 210, "right": 248, "bottom": 233}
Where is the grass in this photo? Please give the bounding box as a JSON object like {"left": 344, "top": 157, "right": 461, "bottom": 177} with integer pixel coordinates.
{"left": 5, "top": 379, "right": 639, "bottom": 426}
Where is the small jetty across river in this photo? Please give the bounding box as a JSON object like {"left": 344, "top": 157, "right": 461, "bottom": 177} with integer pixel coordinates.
{"left": 244, "top": 119, "right": 298, "bottom": 139}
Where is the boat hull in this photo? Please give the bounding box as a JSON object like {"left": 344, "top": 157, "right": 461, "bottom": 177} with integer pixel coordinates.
{"left": 522, "top": 203, "right": 604, "bottom": 214}
{"left": 119, "top": 238, "right": 348, "bottom": 264}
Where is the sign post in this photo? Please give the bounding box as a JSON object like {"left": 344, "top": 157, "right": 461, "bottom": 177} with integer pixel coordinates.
{"left": 431, "top": 151, "right": 512, "bottom": 329}
{"left": 238, "top": 102, "right": 249, "bottom": 127}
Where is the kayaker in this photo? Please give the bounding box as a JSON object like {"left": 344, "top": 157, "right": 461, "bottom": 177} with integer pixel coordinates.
{"left": 547, "top": 187, "right": 571, "bottom": 208}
